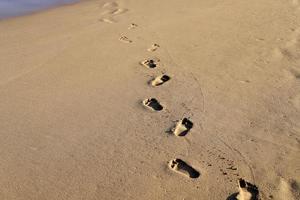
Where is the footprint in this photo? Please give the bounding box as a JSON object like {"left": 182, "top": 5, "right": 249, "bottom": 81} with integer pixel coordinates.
{"left": 168, "top": 159, "right": 200, "bottom": 179}
{"left": 112, "top": 8, "right": 128, "bottom": 15}
{"left": 100, "top": 1, "right": 128, "bottom": 23}
{"left": 227, "top": 179, "right": 259, "bottom": 200}
{"left": 150, "top": 74, "right": 171, "bottom": 86}
{"left": 142, "top": 98, "right": 164, "bottom": 111}
{"left": 102, "top": 2, "right": 118, "bottom": 9}
{"left": 173, "top": 118, "right": 193, "bottom": 136}
{"left": 119, "top": 36, "right": 132, "bottom": 43}
{"left": 99, "top": 17, "right": 116, "bottom": 23}
{"left": 148, "top": 43, "right": 160, "bottom": 52}
{"left": 128, "top": 23, "right": 138, "bottom": 29}
{"left": 140, "top": 59, "right": 159, "bottom": 68}
{"left": 277, "top": 178, "right": 300, "bottom": 200}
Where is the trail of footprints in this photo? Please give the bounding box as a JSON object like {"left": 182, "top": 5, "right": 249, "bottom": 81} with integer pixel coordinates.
{"left": 107, "top": 4, "right": 260, "bottom": 198}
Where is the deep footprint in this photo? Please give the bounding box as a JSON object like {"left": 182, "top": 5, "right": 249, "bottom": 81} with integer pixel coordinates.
{"left": 169, "top": 159, "right": 200, "bottom": 179}
{"left": 227, "top": 179, "right": 259, "bottom": 200}
{"left": 143, "top": 98, "right": 163, "bottom": 111}
{"left": 151, "top": 74, "right": 171, "bottom": 86}
{"left": 173, "top": 118, "right": 193, "bottom": 136}
{"left": 140, "top": 59, "right": 158, "bottom": 68}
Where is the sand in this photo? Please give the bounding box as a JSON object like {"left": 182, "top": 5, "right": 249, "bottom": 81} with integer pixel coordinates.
{"left": 0, "top": 0, "right": 299, "bottom": 199}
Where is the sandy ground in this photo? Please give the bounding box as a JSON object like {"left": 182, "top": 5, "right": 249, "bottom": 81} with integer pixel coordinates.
{"left": 0, "top": 0, "right": 300, "bottom": 199}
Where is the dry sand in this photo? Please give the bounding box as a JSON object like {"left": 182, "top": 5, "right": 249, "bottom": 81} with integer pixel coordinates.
{"left": 0, "top": 0, "right": 300, "bottom": 199}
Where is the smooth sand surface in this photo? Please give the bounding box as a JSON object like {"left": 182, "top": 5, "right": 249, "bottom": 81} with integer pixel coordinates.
{"left": 0, "top": 0, "right": 300, "bottom": 199}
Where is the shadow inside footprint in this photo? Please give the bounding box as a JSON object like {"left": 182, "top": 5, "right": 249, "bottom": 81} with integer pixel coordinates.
{"left": 151, "top": 75, "right": 171, "bottom": 86}
{"left": 226, "top": 193, "right": 238, "bottom": 200}
{"left": 143, "top": 98, "right": 163, "bottom": 111}
{"left": 141, "top": 59, "right": 157, "bottom": 68}
{"left": 227, "top": 179, "right": 259, "bottom": 200}
{"left": 173, "top": 118, "right": 193, "bottom": 136}
{"left": 169, "top": 159, "right": 200, "bottom": 179}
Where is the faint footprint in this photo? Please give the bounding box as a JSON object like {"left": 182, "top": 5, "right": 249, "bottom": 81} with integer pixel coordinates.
{"left": 173, "top": 118, "right": 193, "bottom": 136}
{"left": 168, "top": 158, "right": 200, "bottom": 178}
{"left": 102, "top": 2, "right": 118, "bottom": 9}
{"left": 128, "top": 23, "right": 138, "bottom": 30}
{"left": 148, "top": 43, "right": 160, "bottom": 52}
{"left": 277, "top": 178, "right": 300, "bottom": 200}
{"left": 99, "top": 17, "right": 116, "bottom": 23}
{"left": 150, "top": 74, "right": 171, "bottom": 86}
{"left": 140, "top": 59, "right": 159, "bottom": 68}
{"left": 227, "top": 179, "right": 259, "bottom": 200}
{"left": 142, "top": 98, "right": 164, "bottom": 111}
{"left": 119, "top": 36, "right": 132, "bottom": 43}
{"left": 99, "top": 1, "right": 128, "bottom": 23}
{"left": 112, "top": 8, "right": 128, "bottom": 15}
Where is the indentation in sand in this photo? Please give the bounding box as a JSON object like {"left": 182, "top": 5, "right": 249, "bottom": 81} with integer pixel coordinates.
{"left": 99, "top": 17, "right": 116, "bottom": 23}
{"left": 150, "top": 74, "right": 171, "bottom": 86}
{"left": 128, "top": 23, "right": 138, "bottom": 29}
{"left": 277, "top": 178, "right": 300, "bottom": 200}
{"left": 148, "top": 43, "right": 160, "bottom": 52}
{"left": 142, "top": 98, "right": 164, "bottom": 111}
{"left": 140, "top": 59, "right": 159, "bottom": 69}
{"left": 227, "top": 179, "right": 259, "bottom": 200}
{"left": 168, "top": 158, "right": 200, "bottom": 178}
{"left": 99, "top": 1, "right": 128, "bottom": 23}
{"left": 173, "top": 118, "right": 193, "bottom": 136}
{"left": 119, "top": 36, "right": 132, "bottom": 43}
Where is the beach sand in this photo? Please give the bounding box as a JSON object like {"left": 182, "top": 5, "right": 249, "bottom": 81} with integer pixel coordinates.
{"left": 0, "top": 0, "right": 299, "bottom": 199}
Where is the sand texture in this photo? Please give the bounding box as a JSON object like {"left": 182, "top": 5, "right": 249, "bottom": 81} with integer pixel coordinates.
{"left": 0, "top": 0, "right": 300, "bottom": 199}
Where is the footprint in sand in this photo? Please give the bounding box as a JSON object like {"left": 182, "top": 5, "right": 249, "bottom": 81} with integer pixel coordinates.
{"left": 142, "top": 98, "right": 164, "bottom": 111}
{"left": 128, "top": 23, "right": 138, "bottom": 30}
{"left": 99, "top": 1, "right": 128, "bottom": 23}
{"left": 119, "top": 36, "right": 132, "bottom": 43}
{"left": 227, "top": 179, "right": 259, "bottom": 200}
{"left": 277, "top": 178, "right": 300, "bottom": 200}
{"left": 172, "top": 118, "right": 194, "bottom": 136}
{"left": 99, "top": 18, "right": 116, "bottom": 23}
{"left": 150, "top": 74, "right": 171, "bottom": 86}
{"left": 140, "top": 59, "right": 159, "bottom": 69}
{"left": 148, "top": 43, "right": 160, "bottom": 52}
{"left": 168, "top": 159, "right": 200, "bottom": 179}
